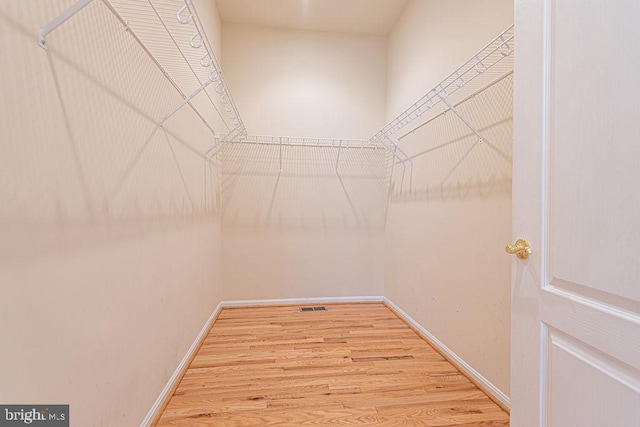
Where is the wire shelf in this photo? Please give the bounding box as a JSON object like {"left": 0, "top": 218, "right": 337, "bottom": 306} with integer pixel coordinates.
{"left": 38, "top": 3, "right": 512, "bottom": 166}
{"left": 238, "top": 135, "right": 385, "bottom": 149}
{"left": 39, "top": 0, "right": 245, "bottom": 146}
{"left": 104, "top": 0, "right": 245, "bottom": 141}
{"left": 369, "top": 24, "right": 514, "bottom": 147}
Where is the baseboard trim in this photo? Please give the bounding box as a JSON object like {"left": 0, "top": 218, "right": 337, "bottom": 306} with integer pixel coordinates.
{"left": 221, "top": 295, "right": 384, "bottom": 308}
{"left": 140, "top": 302, "right": 223, "bottom": 427}
{"left": 383, "top": 297, "right": 510, "bottom": 412}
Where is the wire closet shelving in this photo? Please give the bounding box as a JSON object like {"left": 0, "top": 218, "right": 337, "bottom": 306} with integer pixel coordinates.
{"left": 38, "top": 0, "right": 246, "bottom": 158}
{"left": 37, "top": 1, "right": 514, "bottom": 170}
{"left": 371, "top": 25, "right": 514, "bottom": 168}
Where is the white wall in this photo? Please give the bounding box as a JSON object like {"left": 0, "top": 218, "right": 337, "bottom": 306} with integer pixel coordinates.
{"left": 222, "top": 23, "right": 387, "bottom": 139}
{"left": 0, "top": 1, "right": 224, "bottom": 425}
{"left": 220, "top": 143, "right": 389, "bottom": 301}
{"left": 384, "top": 0, "right": 514, "bottom": 398}
{"left": 219, "top": 24, "right": 389, "bottom": 301}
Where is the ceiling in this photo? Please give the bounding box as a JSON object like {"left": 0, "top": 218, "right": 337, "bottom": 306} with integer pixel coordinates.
{"left": 214, "top": 0, "right": 410, "bottom": 37}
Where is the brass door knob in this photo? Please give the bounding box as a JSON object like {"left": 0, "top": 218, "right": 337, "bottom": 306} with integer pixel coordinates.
{"left": 505, "top": 239, "right": 532, "bottom": 259}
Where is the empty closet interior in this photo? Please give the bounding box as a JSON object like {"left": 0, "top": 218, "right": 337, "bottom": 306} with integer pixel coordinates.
{"left": 0, "top": 0, "right": 514, "bottom": 425}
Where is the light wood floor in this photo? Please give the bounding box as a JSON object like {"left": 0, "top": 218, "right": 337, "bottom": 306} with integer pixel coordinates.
{"left": 155, "top": 303, "right": 509, "bottom": 426}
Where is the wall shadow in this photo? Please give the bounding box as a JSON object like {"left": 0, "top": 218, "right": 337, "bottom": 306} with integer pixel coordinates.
{"left": 0, "top": 1, "right": 225, "bottom": 260}
{"left": 220, "top": 142, "right": 391, "bottom": 230}
{"left": 390, "top": 74, "right": 513, "bottom": 202}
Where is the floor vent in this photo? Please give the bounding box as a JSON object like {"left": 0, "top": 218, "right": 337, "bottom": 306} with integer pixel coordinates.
{"left": 300, "top": 306, "right": 327, "bottom": 312}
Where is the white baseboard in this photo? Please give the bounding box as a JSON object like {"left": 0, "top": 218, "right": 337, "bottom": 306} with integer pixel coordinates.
{"left": 383, "top": 297, "right": 510, "bottom": 410}
{"left": 221, "top": 295, "right": 384, "bottom": 307}
{"left": 139, "top": 302, "right": 223, "bottom": 427}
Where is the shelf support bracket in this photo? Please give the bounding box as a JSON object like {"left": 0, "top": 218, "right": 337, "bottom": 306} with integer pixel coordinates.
{"left": 435, "top": 88, "right": 486, "bottom": 143}
{"left": 37, "top": 0, "right": 95, "bottom": 49}
{"left": 379, "top": 134, "right": 412, "bottom": 168}
{"left": 160, "top": 79, "right": 213, "bottom": 125}
{"left": 377, "top": 134, "right": 414, "bottom": 191}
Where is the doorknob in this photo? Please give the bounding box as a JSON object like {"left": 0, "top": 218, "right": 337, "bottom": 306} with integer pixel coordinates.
{"left": 505, "top": 239, "right": 532, "bottom": 259}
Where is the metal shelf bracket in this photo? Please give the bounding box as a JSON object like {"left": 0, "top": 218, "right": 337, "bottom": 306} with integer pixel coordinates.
{"left": 434, "top": 86, "right": 486, "bottom": 143}
{"left": 160, "top": 79, "right": 214, "bottom": 125}
{"left": 37, "top": 0, "right": 95, "bottom": 49}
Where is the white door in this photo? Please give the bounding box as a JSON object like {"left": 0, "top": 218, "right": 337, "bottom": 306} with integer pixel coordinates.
{"left": 511, "top": 1, "right": 640, "bottom": 426}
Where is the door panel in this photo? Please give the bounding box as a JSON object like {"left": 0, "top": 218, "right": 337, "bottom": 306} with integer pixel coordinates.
{"left": 512, "top": 0, "right": 640, "bottom": 425}
{"left": 541, "top": 288, "right": 640, "bottom": 373}
{"left": 550, "top": 0, "right": 640, "bottom": 303}
{"left": 545, "top": 330, "right": 640, "bottom": 427}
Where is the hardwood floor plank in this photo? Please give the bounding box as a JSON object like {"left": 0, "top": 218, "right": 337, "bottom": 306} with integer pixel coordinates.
{"left": 155, "top": 303, "right": 509, "bottom": 426}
